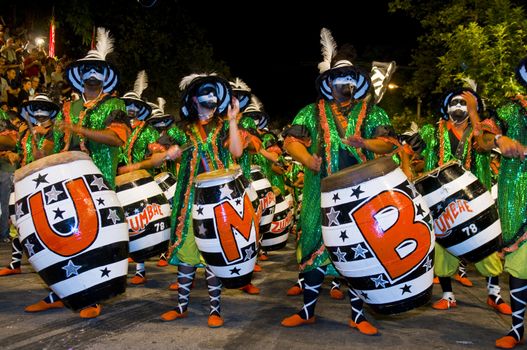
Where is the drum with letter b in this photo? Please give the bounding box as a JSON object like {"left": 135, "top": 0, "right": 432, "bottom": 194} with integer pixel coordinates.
{"left": 14, "top": 151, "right": 129, "bottom": 311}
{"left": 262, "top": 187, "right": 293, "bottom": 251}
{"left": 193, "top": 169, "right": 257, "bottom": 288}
{"left": 414, "top": 161, "right": 502, "bottom": 262}
{"left": 321, "top": 157, "right": 435, "bottom": 315}
{"left": 155, "top": 171, "right": 177, "bottom": 206}
{"left": 116, "top": 170, "right": 171, "bottom": 262}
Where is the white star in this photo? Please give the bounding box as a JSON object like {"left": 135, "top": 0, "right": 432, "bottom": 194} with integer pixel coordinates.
{"left": 244, "top": 246, "right": 254, "bottom": 261}
{"left": 15, "top": 202, "right": 24, "bottom": 219}
{"left": 326, "top": 207, "right": 340, "bottom": 226}
{"left": 45, "top": 185, "right": 63, "bottom": 204}
{"left": 124, "top": 211, "right": 129, "bottom": 217}
{"left": 371, "top": 274, "right": 389, "bottom": 288}
{"left": 91, "top": 176, "right": 108, "bottom": 191}
{"left": 24, "top": 241, "right": 35, "bottom": 256}
{"left": 62, "top": 260, "right": 82, "bottom": 278}
{"left": 422, "top": 256, "right": 433, "bottom": 271}
{"left": 198, "top": 223, "right": 207, "bottom": 237}
{"left": 406, "top": 182, "right": 419, "bottom": 197}
{"left": 219, "top": 184, "right": 233, "bottom": 200}
{"left": 351, "top": 244, "right": 369, "bottom": 259}
{"left": 134, "top": 208, "right": 140, "bottom": 214}
{"left": 334, "top": 247, "right": 347, "bottom": 262}
{"left": 107, "top": 209, "right": 120, "bottom": 225}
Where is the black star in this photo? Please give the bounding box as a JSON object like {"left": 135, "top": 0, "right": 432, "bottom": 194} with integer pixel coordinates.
{"left": 230, "top": 267, "right": 241, "bottom": 275}
{"left": 97, "top": 198, "right": 105, "bottom": 206}
{"left": 339, "top": 230, "right": 349, "bottom": 242}
{"left": 332, "top": 193, "right": 340, "bottom": 203}
{"left": 197, "top": 206, "right": 204, "bottom": 215}
{"left": 415, "top": 203, "right": 425, "bottom": 217}
{"left": 100, "top": 267, "right": 111, "bottom": 278}
{"left": 361, "top": 291, "right": 369, "bottom": 300}
{"left": 350, "top": 186, "right": 365, "bottom": 199}
{"left": 53, "top": 207, "right": 65, "bottom": 220}
{"left": 33, "top": 173, "right": 49, "bottom": 189}
{"left": 400, "top": 284, "right": 412, "bottom": 295}
{"left": 235, "top": 198, "right": 241, "bottom": 205}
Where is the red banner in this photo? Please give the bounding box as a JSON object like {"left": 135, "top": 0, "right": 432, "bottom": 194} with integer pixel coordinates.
{"left": 48, "top": 17, "right": 55, "bottom": 58}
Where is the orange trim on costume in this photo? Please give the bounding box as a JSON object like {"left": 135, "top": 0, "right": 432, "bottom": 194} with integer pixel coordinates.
{"left": 284, "top": 136, "right": 310, "bottom": 148}
{"left": 109, "top": 122, "right": 131, "bottom": 144}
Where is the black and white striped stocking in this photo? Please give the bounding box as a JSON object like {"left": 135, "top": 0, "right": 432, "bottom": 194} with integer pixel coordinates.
{"left": 8, "top": 237, "right": 22, "bottom": 270}
{"left": 487, "top": 276, "right": 504, "bottom": 305}
{"left": 507, "top": 276, "right": 527, "bottom": 341}
{"left": 297, "top": 266, "right": 326, "bottom": 320}
{"left": 348, "top": 288, "right": 366, "bottom": 324}
{"left": 135, "top": 262, "right": 145, "bottom": 278}
{"left": 205, "top": 266, "right": 222, "bottom": 317}
{"left": 175, "top": 263, "right": 196, "bottom": 314}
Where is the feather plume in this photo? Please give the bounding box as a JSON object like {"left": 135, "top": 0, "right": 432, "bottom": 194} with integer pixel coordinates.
{"left": 133, "top": 70, "right": 148, "bottom": 97}
{"left": 95, "top": 27, "right": 114, "bottom": 60}
{"left": 248, "top": 95, "right": 264, "bottom": 112}
{"left": 157, "top": 97, "right": 166, "bottom": 113}
{"left": 461, "top": 77, "right": 477, "bottom": 91}
{"left": 318, "top": 28, "right": 337, "bottom": 73}
{"left": 179, "top": 72, "right": 217, "bottom": 91}
{"left": 231, "top": 77, "right": 251, "bottom": 92}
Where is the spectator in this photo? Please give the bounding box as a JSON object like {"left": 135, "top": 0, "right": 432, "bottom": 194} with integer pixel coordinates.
{"left": 29, "top": 76, "right": 41, "bottom": 98}
{"left": 5, "top": 67, "right": 19, "bottom": 109}
{"left": 17, "top": 77, "right": 31, "bottom": 106}
{"left": 23, "top": 48, "right": 41, "bottom": 78}
{"left": 0, "top": 57, "right": 8, "bottom": 104}
{"left": 50, "top": 62, "right": 64, "bottom": 86}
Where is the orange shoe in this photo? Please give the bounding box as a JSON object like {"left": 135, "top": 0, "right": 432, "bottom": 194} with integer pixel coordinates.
{"left": 432, "top": 298, "right": 457, "bottom": 310}
{"left": 454, "top": 274, "right": 473, "bottom": 287}
{"left": 128, "top": 257, "right": 134, "bottom": 263}
{"left": 161, "top": 309, "right": 188, "bottom": 321}
{"left": 25, "top": 299, "right": 64, "bottom": 312}
{"left": 281, "top": 314, "right": 315, "bottom": 327}
{"left": 240, "top": 283, "right": 260, "bottom": 295}
{"left": 208, "top": 314, "right": 224, "bottom": 328}
{"left": 157, "top": 259, "right": 168, "bottom": 267}
{"left": 487, "top": 297, "right": 512, "bottom": 315}
{"left": 349, "top": 320, "right": 379, "bottom": 335}
{"left": 496, "top": 336, "right": 524, "bottom": 349}
{"left": 330, "top": 288, "right": 345, "bottom": 300}
{"left": 79, "top": 304, "right": 101, "bottom": 319}
{"left": 258, "top": 253, "right": 269, "bottom": 261}
{"left": 286, "top": 285, "right": 303, "bottom": 296}
{"left": 0, "top": 267, "right": 21, "bottom": 276}
{"left": 433, "top": 276, "right": 439, "bottom": 284}
{"left": 168, "top": 282, "right": 179, "bottom": 291}
{"left": 253, "top": 264, "right": 262, "bottom": 272}
{"left": 130, "top": 275, "right": 147, "bottom": 285}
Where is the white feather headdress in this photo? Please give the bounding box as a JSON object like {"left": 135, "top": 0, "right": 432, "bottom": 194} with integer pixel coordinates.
{"left": 244, "top": 95, "right": 264, "bottom": 113}
{"left": 133, "top": 70, "right": 148, "bottom": 97}
{"left": 318, "top": 28, "right": 337, "bottom": 73}
{"left": 92, "top": 27, "right": 114, "bottom": 60}
{"left": 179, "top": 72, "right": 217, "bottom": 91}
{"left": 231, "top": 77, "right": 251, "bottom": 92}
{"left": 157, "top": 97, "right": 166, "bottom": 114}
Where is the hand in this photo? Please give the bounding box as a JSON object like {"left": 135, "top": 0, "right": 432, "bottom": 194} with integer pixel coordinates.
{"left": 344, "top": 135, "right": 365, "bottom": 148}
{"left": 165, "top": 145, "right": 182, "bottom": 160}
{"left": 307, "top": 154, "right": 322, "bottom": 172}
{"left": 461, "top": 91, "right": 478, "bottom": 114}
{"left": 227, "top": 96, "right": 240, "bottom": 121}
{"left": 118, "top": 163, "right": 139, "bottom": 175}
{"left": 497, "top": 136, "right": 526, "bottom": 161}
{"left": 150, "top": 151, "right": 168, "bottom": 167}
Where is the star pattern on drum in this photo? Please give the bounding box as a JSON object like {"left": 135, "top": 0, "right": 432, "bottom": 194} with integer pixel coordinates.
{"left": 244, "top": 246, "right": 254, "bottom": 261}
{"left": 197, "top": 223, "right": 207, "bottom": 237}
{"left": 371, "top": 274, "right": 389, "bottom": 288}
{"left": 334, "top": 247, "right": 347, "bottom": 262}
{"left": 96, "top": 198, "right": 105, "bottom": 206}
{"left": 415, "top": 203, "right": 426, "bottom": 217}
{"left": 400, "top": 284, "right": 412, "bottom": 294}
{"left": 326, "top": 207, "right": 341, "bottom": 226}
{"left": 15, "top": 202, "right": 24, "bottom": 219}
{"left": 406, "top": 182, "right": 419, "bottom": 198}
{"left": 100, "top": 267, "right": 111, "bottom": 278}
{"left": 235, "top": 198, "right": 241, "bottom": 205}
{"left": 219, "top": 184, "right": 233, "bottom": 200}
{"left": 230, "top": 266, "right": 241, "bottom": 275}
{"left": 422, "top": 256, "right": 433, "bottom": 271}
{"left": 62, "top": 259, "right": 82, "bottom": 278}
{"left": 197, "top": 206, "right": 204, "bottom": 215}
{"left": 350, "top": 185, "right": 365, "bottom": 199}
{"left": 24, "top": 240, "right": 35, "bottom": 256}
{"left": 53, "top": 207, "right": 65, "bottom": 220}
{"left": 107, "top": 209, "right": 120, "bottom": 225}
{"left": 339, "top": 230, "right": 349, "bottom": 242}
{"left": 32, "top": 173, "right": 49, "bottom": 189}
{"left": 352, "top": 243, "right": 369, "bottom": 259}
{"left": 91, "top": 176, "right": 108, "bottom": 191}
{"left": 361, "top": 291, "right": 369, "bottom": 300}
{"left": 45, "top": 185, "right": 64, "bottom": 204}
{"left": 332, "top": 193, "right": 340, "bottom": 203}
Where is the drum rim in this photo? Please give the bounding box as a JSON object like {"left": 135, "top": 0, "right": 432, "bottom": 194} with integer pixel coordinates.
{"left": 195, "top": 168, "right": 237, "bottom": 184}
{"left": 154, "top": 171, "right": 175, "bottom": 180}
{"left": 14, "top": 151, "right": 92, "bottom": 183}
{"left": 116, "top": 169, "right": 152, "bottom": 186}
{"left": 250, "top": 165, "right": 262, "bottom": 172}
{"left": 413, "top": 159, "right": 462, "bottom": 184}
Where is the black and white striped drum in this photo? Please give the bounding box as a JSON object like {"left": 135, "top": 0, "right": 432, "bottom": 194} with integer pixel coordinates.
{"left": 231, "top": 164, "right": 260, "bottom": 216}
{"left": 9, "top": 190, "right": 16, "bottom": 227}
{"left": 116, "top": 170, "right": 171, "bottom": 262}
{"left": 262, "top": 187, "right": 294, "bottom": 251}
{"left": 414, "top": 161, "right": 502, "bottom": 262}
{"left": 249, "top": 165, "right": 275, "bottom": 242}
{"left": 14, "top": 151, "right": 129, "bottom": 311}
{"left": 321, "top": 157, "right": 435, "bottom": 315}
{"left": 193, "top": 169, "right": 258, "bottom": 288}
{"left": 154, "top": 172, "right": 177, "bottom": 206}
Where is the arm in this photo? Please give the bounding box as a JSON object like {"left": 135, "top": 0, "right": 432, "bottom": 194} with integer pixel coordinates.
{"left": 345, "top": 136, "right": 395, "bottom": 154}
{"left": 118, "top": 145, "right": 181, "bottom": 175}
{"left": 227, "top": 98, "right": 243, "bottom": 158}
{"left": 284, "top": 138, "right": 321, "bottom": 172}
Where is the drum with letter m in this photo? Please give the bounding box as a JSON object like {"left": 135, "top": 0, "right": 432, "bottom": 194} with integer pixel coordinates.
{"left": 14, "top": 151, "right": 129, "bottom": 311}
{"left": 321, "top": 157, "right": 435, "bottom": 315}
{"left": 414, "top": 161, "right": 501, "bottom": 262}
{"left": 193, "top": 169, "right": 258, "bottom": 288}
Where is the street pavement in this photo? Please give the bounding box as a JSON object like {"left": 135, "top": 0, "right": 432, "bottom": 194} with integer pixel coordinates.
{"left": 0, "top": 237, "right": 513, "bottom": 350}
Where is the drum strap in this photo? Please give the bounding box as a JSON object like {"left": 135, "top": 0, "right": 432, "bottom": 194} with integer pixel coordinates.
{"left": 454, "top": 126, "right": 472, "bottom": 160}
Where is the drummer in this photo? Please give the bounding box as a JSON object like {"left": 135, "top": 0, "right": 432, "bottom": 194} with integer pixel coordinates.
{"left": 159, "top": 73, "right": 249, "bottom": 328}
{"left": 418, "top": 87, "right": 511, "bottom": 315}
{"left": 281, "top": 28, "right": 398, "bottom": 334}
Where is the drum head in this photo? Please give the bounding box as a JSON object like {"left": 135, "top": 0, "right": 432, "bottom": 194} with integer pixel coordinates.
{"left": 116, "top": 169, "right": 151, "bottom": 186}
{"left": 196, "top": 169, "right": 237, "bottom": 187}
{"left": 14, "top": 151, "right": 91, "bottom": 183}
{"left": 413, "top": 160, "right": 462, "bottom": 185}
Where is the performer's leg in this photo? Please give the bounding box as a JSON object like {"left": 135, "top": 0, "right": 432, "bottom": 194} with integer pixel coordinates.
{"left": 496, "top": 276, "right": 527, "bottom": 349}
{"left": 131, "top": 261, "right": 146, "bottom": 285}
{"left": 157, "top": 251, "right": 169, "bottom": 267}
{"left": 25, "top": 291, "right": 64, "bottom": 312}
{"left": 286, "top": 272, "right": 305, "bottom": 296}
{"left": 281, "top": 266, "right": 326, "bottom": 326}
{"left": 348, "top": 288, "right": 378, "bottom": 335}
{"left": 0, "top": 236, "right": 22, "bottom": 276}
{"left": 330, "top": 277, "right": 345, "bottom": 300}
{"left": 161, "top": 263, "right": 195, "bottom": 321}
{"left": 432, "top": 244, "right": 458, "bottom": 310}
{"left": 475, "top": 252, "right": 511, "bottom": 315}
{"left": 205, "top": 265, "right": 223, "bottom": 327}
{"left": 433, "top": 277, "right": 457, "bottom": 309}
{"left": 454, "top": 260, "right": 473, "bottom": 287}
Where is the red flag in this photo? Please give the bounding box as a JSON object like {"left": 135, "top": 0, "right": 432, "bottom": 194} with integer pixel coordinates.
{"left": 48, "top": 17, "right": 55, "bottom": 58}
{"left": 90, "top": 26, "right": 96, "bottom": 50}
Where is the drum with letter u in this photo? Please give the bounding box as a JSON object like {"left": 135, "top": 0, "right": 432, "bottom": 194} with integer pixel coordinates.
{"left": 321, "top": 157, "right": 435, "bottom": 315}
{"left": 193, "top": 169, "right": 257, "bottom": 288}
{"left": 116, "top": 170, "right": 171, "bottom": 262}
{"left": 262, "top": 187, "right": 293, "bottom": 251}
{"left": 249, "top": 165, "right": 275, "bottom": 243}
{"left": 414, "top": 160, "right": 502, "bottom": 262}
{"left": 14, "top": 151, "right": 129, "bottom": 311}
{"left": 154, "top": 171, "right": 177, "bottom": 206}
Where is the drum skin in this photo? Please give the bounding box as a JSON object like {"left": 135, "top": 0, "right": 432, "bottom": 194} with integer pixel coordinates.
{"left": 414, "top": 161, "right": 502, "bottom": 263}
{"left": 321, "top": 157, "right": 435, "bottom": 315}
{"left": 14, "top": 151, "right": 129, "bottom": 311}
{"left": 116, "top": 170, "right": 171, "bottom": 262}
{"left": 193, "top": 169, "right": 258, "bottom": 289}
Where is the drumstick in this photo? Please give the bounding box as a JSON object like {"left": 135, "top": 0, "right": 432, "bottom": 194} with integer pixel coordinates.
{"left": 163, "top": 142, "right": 194, "bottom": 160}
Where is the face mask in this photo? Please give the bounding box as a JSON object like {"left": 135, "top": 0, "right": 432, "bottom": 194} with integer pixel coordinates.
{"left": 197, "top": 93, "right": 218, "bottom": 109}
{"left": 126, "top": 104, "right": 140, "bottom": 118}
{"left": 447, "top": 96, "right": 468, "bottom": 123}
{"left": 82, "top": 68, "right": 105, "bottom": 82}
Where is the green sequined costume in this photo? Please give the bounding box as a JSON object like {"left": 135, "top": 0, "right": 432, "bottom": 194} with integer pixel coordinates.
{"left": 120, "top": 121, "right": 159, "bottom": 167}
{"left": 252, "top": 131, "right": 286, "bottom": 194}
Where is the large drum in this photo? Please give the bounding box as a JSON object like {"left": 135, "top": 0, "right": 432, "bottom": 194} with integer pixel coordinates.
{"left": 261, "top": 187, "right": 294, "bottom": 251}
{"left": 14, "top": 151, "right": 129, "bottom": 311}
{"left": 154, "top": 172, "right": 177, "bottom": 206}
{"left": 321, "top": 157, "right": 435, "bottom": 315}
{"left": 116, "top": 170, "right": 171, "bottom": 262}
{"left": 9, "top": 190, "right": 16, "bottom": 227}
{"left": 193, "top": 169, "right": 258, "bottom": 288}
{"left": 249, "top": 165, "right": 275, "bottom": 244}
{"left": 414, "top": 161, "right": 502, "bottom": 262}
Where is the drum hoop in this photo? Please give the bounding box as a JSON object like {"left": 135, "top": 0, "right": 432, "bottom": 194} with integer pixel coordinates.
{"left": 154, "top": 172, "right": 172, "bottom": 181}
{"left": 414, "top": 159, "right": 462, "bottom": 183}
{"left": 321, "top": 156, "right": 398, "bottom": 192}
{"left": 115, "top": 169, "right": 152, "bottom": 186}
{"left": 196, "top": 168, "right": 237, "bottom": 185}
{"left": 250, "top": 165, "right": 262, "bottom": 172}
{"left": 14, "top": 151, "right": 92, "bottom": 183}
